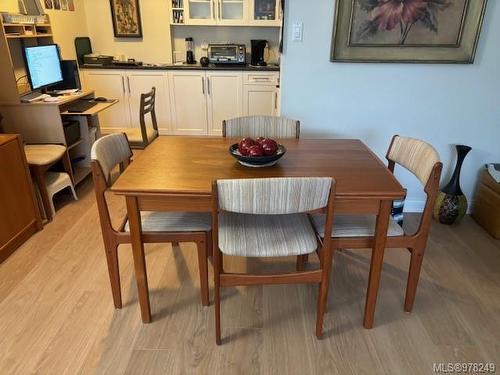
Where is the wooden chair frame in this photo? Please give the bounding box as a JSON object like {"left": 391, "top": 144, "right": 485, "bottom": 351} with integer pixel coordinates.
{"left": 91, "top": 134, "right": 210, "bottom": 310}
{"left": 222, "top": 117, "right": 301, "bottom": 139}
{"left": 299, "top": 135, "right": 443, "bottom": 313}
{"left": 129, "top": 87, "right": 159, "bottom": 150}
{"left": 211, "top": 178, "right": 336, "bottom": 345}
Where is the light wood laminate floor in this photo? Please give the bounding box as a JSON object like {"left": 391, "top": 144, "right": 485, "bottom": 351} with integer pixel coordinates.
{"left": 0, "top": 177, "right": 499, "bottom": 375}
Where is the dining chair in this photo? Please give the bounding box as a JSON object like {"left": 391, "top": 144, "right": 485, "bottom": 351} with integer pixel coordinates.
{"left": 212, "top": 177, "right": 336, "bottom": 344}
{"left": 91, "top": 133, "right": 211, "bottom": 310}
{"left": 307, "top": 135, "right": 442, "bottom": 313}
{"left": 123, "top": 87, "right": 159, "bottom": 149}
{"left": 24, "top": 144, "right": 74, "bottom": 221}
{"left": 222, "top": 115, "right": 300, "bottom": 139}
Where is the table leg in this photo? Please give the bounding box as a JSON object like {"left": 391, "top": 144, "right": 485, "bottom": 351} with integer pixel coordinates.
{"left": 125, "top": 196, "right": 151, "bottom": 323}
{"left": 363, "top": 200, "right": 392, "bottom": 329}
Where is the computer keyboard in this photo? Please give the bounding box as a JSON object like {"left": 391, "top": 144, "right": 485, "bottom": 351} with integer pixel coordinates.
{"left": 67, "top": 100, "right": 98, "bottom": 113}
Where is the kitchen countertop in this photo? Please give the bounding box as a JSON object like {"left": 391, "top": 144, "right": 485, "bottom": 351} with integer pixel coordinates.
{"left": 80, "top": 63, "right": 280, "bottom": 72}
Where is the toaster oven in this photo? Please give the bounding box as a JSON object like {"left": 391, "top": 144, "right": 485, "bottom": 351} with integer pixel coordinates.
{"left": 208, "top": 44, "right": 246, "bottom": 64}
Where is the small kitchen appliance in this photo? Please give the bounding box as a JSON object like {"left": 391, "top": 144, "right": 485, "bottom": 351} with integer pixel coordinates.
{"left": 186, "top": 37, "right": 196, "bottom": 64}
{"left": 250, "top": 39, "right": 268, "bottom": 66}
{"left": 207, "top": 44, "right": 246, "bottom": 65}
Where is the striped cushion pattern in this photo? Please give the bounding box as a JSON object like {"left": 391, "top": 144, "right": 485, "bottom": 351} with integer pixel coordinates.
{"left": 311, "top": 214, "right": 404, "bottom": 238}
{"left": 218, "top": 212, "right": 318, "bottom": 257}
{"left": 91, "top": 133, "right": 132, "bottom": 185}
{"left": 217, "top": 177, "right": 333, "bottom": 215}
{"left": 224, "top": 116, "right": 299, "bottom": 138}
{"left": 124, "top": 128, "right": 158, "bottom": 144}
{"left": 388, "top": 136, "right": 440, "bottom": 185}
{"left": 125, "top": 211, "right": 211, "bottom": 232}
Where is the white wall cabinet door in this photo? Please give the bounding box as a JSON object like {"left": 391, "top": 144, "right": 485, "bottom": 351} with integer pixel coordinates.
{"left": 186, "top": 0, "right": 217, "bottom": 25}
{"left": 217, "top": 0, "right": 247, "bottom": 26}
{"left": 169, "top": 71, "right": 208, "bottom": 135}
{"left": 248, "top": 0, "right": 281, "bottom": 26}
{"left": 83, "top": 70, "right": 131, "bottom": 130}
{"left": 127, "top": 72, "right": 171, "bottom": 133}
{"left": 206, "top": 72, "right": 242, "bottom": 136}
{"left": 243, "top": 85, "right": 278, "bottom": 116}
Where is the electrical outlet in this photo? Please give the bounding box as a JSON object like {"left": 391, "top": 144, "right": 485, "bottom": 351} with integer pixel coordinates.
{"left": 292, "top": 22, "right": 303, "bottom": 41}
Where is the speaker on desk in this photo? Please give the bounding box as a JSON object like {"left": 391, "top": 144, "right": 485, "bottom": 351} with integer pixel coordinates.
{"left": 50, "top": 60, "right": 82, "bottom": 91}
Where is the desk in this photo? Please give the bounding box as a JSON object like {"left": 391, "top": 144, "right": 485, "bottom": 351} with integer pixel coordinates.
{"left": 112, "top": 137, "right": 405, "bottom": 327}
{"left": 0, "top": 90, "right": 118, "bottom": 184}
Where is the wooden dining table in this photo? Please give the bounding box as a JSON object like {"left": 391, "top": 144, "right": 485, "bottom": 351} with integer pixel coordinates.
{"left": 111, "top": 136, "right": 405, "bottom": 328}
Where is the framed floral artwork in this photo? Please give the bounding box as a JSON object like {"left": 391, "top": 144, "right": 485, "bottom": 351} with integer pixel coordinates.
{"left": 44, "top": 0, "right": 53, "bottom": 9}
{"left": 110, "top": 0, "right": 143, "bottom": 38}
{"left": 331, "top": 0, "right": 488, "bottom": 63}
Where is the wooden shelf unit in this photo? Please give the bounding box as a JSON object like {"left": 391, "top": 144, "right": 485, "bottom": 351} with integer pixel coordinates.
{"left": 2, "top": 21, "right": 53, "bottom": 39}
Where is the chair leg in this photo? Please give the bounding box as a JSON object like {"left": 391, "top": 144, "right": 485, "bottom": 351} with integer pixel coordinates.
{"left": 214, "top": 247, "right": 222, "bottom": 345}
{"left": 296, "top": 254, "right": 307, "bottom": 271}
{"left": 172, "top": 241, "right": 180, "bottom": 248}
{"left": 404, "top": 248, "right": 424, "bottom": 313}
{"left": 104, "top": 241, "right": 122, "bottom": 309}
{"left": 196, "top": 239, "right": 209, "bottom": 307}
{"left": 32, "top": 166, "right": 53, "bottom": 221}
{"left": 316, "top": 248, "right": 334, "bottom": 338}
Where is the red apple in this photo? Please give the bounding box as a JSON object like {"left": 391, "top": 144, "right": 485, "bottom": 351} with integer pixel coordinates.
{"left": 260, "top": 138, "right": 278, "bottom": 156}
{"left": 256, "top": 137, "right": 265, "bottom": 143}
{"left": 238, "top": 137, "right": 256, "bottom": 156}
{"left": 248, "top": 144, "right": 264, "bottom": 157}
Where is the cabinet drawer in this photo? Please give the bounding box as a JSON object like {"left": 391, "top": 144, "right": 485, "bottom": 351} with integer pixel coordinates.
{"left": 244, "top": 72, "right": 279, "bottom": 86}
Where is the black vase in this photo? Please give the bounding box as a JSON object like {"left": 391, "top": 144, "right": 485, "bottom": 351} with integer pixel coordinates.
{"left": 434, "top": 145, "right": 471, "bottom": 225}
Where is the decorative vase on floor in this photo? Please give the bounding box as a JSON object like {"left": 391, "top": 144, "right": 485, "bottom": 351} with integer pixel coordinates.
{"left": 434, "top": 145, "right": 472, "bottom": 225}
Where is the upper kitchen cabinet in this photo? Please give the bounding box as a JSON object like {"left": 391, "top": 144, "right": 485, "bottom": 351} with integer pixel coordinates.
{"left": 249, "top": 0, "right": 281, "bottom": 26}
{"left": 171, "top": 0, "right": 280, "bottom": 26}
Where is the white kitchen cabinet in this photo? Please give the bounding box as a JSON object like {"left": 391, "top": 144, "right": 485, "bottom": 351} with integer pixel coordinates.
{"left": 82, "top": 70, "right": 171, "bottom": 133}
{"left": 127, "top": 72, "right": 171, "bottom": 131}
{"left": 243, "top": 71, "right": 279, "bottom": 116}
{"left": 83, "top": 70, "right": 131, "bottom": 130}
{"left": 217, "top": 0, "right": 247, "bottom": 26}
{"left": 249, "top": 0, "right": 281, "bottom": 26}
{"left": 186, "top": 0, "right": 217, "bottom": 25}
{"left": 206, "top": 71, "right": 243, "bottom": 135}
{"left": 169, "top": 71, "right": 209, "bottom": 135}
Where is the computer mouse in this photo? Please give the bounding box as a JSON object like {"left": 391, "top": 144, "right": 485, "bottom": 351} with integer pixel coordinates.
{"left": 94, "top": 97, "right": 108, "bottom": 102}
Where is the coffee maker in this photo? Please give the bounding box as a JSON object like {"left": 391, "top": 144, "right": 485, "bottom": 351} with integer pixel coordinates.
{"left": 250, "top": 40, "right": 268, "bottom": 67}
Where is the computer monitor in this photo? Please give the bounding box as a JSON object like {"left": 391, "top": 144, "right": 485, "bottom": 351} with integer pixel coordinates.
{"left": 24, "top": 44, "right": 63, "bottom": 91}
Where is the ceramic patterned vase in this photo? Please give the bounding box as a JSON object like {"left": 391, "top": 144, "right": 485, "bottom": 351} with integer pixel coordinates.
{"left": 434, "top": 145, "right": 471, "bottom": 225}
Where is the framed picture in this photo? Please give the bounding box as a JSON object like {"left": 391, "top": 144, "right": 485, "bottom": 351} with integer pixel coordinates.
{"left": 110, "top": 0, "right": 143, "bottom": 38}
{"left": 67, "top": 0, "right": 75, "bottom": 11}
{"left": 331, "top": 0, "right": 488, "bottom": 63}
{"left": 44, "top": 0, "right": 53, "bottom": 9}
{"left": 53, "top": 0, "right": 60, "bottom": 10}
{"left": 61, "top": 0, "right": 67, "bottom": 11}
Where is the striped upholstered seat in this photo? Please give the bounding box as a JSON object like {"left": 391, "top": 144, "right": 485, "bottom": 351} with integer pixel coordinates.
{"left": 219, "top": 213, "right": 317, "bottom": 257}
{"left": 311, "top": 214, "right": 404, "bottom": 238}
{"left": 125, "top": 211, "right": 211, "bottom": 233}
{"left": 222, "top": 116, "right": 300, "bottom": 139}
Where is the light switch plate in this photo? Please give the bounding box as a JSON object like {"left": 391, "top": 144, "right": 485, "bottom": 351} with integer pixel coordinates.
{"left": 292, "top": 22, "right": 303, "bottom": 41}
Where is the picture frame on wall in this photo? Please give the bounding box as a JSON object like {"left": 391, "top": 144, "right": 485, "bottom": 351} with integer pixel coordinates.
{"left": 331, "top": 0, "right": 488, "bottom": 63}
{"left": 61, "top": 0, "right": 68, "bottom": 11}
{"left": 67, "top": 0, "right": 75, "bottom": 11}
{"left": 109, "top": 0, "right": 143, "bottom": 38}
{"left": 53, "top": 0, "right": 60, "bottom": 10}
{"left": 44, "top": 0, "right": 53, "bottom": 9}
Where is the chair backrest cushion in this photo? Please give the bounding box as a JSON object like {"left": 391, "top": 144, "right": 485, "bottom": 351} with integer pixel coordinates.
{"left": 217, "top": 177, "right": 332, "bottom": 214}
{"left": 224, "top": 116, "right": 299, "bottom": 138}
{"left": 387, "top": 136, "right": 440, "bottom": 186}
{"left": 91, "top": 133, "right": 132, "bottom": 185}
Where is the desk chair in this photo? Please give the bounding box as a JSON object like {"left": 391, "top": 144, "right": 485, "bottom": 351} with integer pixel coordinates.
{"left": 212, "top": 177, "right": 336, "bottom": 344}
{"left": 222, "top": 116, "right": 300, "bottom": 139}
{"left": 24, "top": 144, "right": 75, "bottom": 221}
{"left": 124, "top": 87, "right": 159, "bottom": 149}
{"left": 308, "top": 135, "right": 442, "bottom": 314}
{"left": 91, "top": 133, "right": 211, "bottom": 310}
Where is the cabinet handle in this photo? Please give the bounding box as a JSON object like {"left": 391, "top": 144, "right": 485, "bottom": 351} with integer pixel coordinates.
{"left": 212, "top": 0, "right": 215, "bottom": 19}
{"left": 274, "top": 92, "right": 278, "bottom": 109}
{"left": 218, "top": 0, "right": 221, "bottom": 20}
{"left": 121, "top": 76, "right": 125, "bottom": 94}
{"left": 207, "top": 77, "right": 211, "bottom": 95}
{"left": 127, "top": 76, "right": 131, "bottom": 94}
{"left": 202, "top": 76, "right": 205, "bottom": 94}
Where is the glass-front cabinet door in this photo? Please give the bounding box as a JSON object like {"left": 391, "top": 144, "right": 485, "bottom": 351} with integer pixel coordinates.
{"left": 186, "top": 0, "right": 217, "bottom": 25}
{"left": 217, "top": 0, "right": 246, "bottom": 25}
{"left": 250, "top": 0, "right": 280, "bottom": 26}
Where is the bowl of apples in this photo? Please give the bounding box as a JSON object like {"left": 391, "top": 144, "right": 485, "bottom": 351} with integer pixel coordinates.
{"left": 229, "top": 137, "right": 286, "bottom": 167}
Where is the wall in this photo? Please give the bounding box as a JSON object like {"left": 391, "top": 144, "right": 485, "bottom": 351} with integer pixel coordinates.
{"left": 84, "top": 0, "right": 172, "bottom": 63}
{"left": 281, "top": 0, "right": 500, "bottom": 211}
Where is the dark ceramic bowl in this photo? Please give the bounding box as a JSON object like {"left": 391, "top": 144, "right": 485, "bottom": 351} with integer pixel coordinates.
{"left": 229, "top": 143, "right": 286, "bottom": 168}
